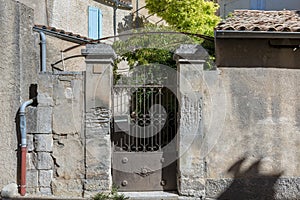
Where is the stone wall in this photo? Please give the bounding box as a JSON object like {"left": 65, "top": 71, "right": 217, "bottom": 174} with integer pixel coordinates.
{"left": 26, "top": 72, "right": 85, "bottom": 196}
{"left": 0, "top": 0, "right": 37, "bottom": 191}
{"left": 21, "top": 43, "right": 300, "bottom": 199}
{"left": 203, "top": 68, "right": 300, "bottom": 199}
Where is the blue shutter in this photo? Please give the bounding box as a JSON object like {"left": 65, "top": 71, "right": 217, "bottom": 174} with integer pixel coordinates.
{"left": 88, "top": 6, "right": 99, "bottom": 39}
{"left": 98, "top": 9, "right": 102, "bottom": 39}
{"left": 259, "top": 0, "right": 266, "bottom": 10}
{"left": 250, "top": 0, "right": 258, "bottom": 9}
{"left": 251, "top": 0, "right": 265, "bottom": 10}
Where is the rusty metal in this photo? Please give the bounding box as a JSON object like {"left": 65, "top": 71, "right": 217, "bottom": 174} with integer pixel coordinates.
{"left": 111, "top": 73, "right": 178, "bottom": 191}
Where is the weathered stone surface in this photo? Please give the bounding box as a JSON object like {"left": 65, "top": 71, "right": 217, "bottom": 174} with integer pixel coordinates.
{"left": 1, "top": 183, "right": 18, "bottom": 198}
{"left": 179, "top": 177, "right": 205, "bottom": 198}
{"left": 85, "top": 136, "right": 111, "bottom": 180}
{"left": 274, "top": 178, "right": 300, "bottom": 199}
{"left": 85, "top": 107, "right": 111, "bottom": 138}
{"left": 52, "top": 135, "right": 85, "bottom": 179}
{"left": 205, "top": 179, "right": 232, "bottom": 198}
{"left": 205, "top": 177, "right": 294, "bottom": 199}
{"left": 26, "top": 152, "right": 37, "bottom": 170}
{"left": 37, "top": 74, "right": 53, "bottom": 104}
{"left": 27, "top": 134, "right": 34, "bottom": 152}
{"left": 39, "top": 170, "right": 53, "bottom": 187}
{"left": 34, "top": 134, "right": 53, "bottom": 152}
{"left": 38, "top": 93, "right": 54, "bottom": 107}
{"left": 37, "top": 152, "right": 53, "bottom": 170}
{"left": 36, "top": 107, "right": 52, "bottom": 134}
{"left": 26, "top": 170, "right": 38, "bottom": 188}
{"left": 205, "top": 68, "right": 300, "bottom": 180}
{"left": 83, "top": 179, "right": 111, "bottom": 192}
{"left": 175, "top": 45, "right": 205, "bottom": 197}
{"left": 174, "top": 44, "right": 209, "bottom": 61}
{"left": 40, "top": 187, "right": 52, "bottom": 195}
{"left": 51, "top": 179, "right": 83, "bottom": 197}
{"left": 52, "top": 75, "right": 83, "bottom": 135}
{"left": 83, "top": 44, "right": 114, "bottom": 196}
{"left": 27, "top": 108, "right": 37, "bottom": 134}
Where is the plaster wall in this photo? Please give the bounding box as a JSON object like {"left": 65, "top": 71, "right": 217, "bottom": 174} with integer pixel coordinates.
{"left": 41, "top": 35, "right": 86, "bottom": 71}
{"left": 18, "top": 0, "right": 131, "bottom": 38}
{"left": 203, "top": 68, "right": 300, "bottom": 199}
{"left": 0, "top": 0, "right": 37, "bottom": 189}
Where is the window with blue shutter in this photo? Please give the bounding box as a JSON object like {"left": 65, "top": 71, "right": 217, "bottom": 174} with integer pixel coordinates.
{"left": 250, "top": 0, "right": 266, "bottom": 10}
{"left": 88, "top": 6, "right": 102, "bottom": 39}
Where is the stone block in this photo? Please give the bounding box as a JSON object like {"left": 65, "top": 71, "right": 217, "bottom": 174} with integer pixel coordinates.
{"left": 52, "top": 136, "right": 85, "bottom": 179}
{"left": 26, "top": 187, "right": 39, "bottom": 194}
{"left": 52, "top": 76, "right": 83, "bottom": 135}
{"left": 27, "top": 170, "right": 38, "bottom": 188}
{"left": 34, "top": 134, "right": 53, "bottom": 152}
{"left": 205, "top": 179, "right": 232, "bottom": 198}
{"left": 39, "top": 170, "right": 53, "bottom": 187}
{"left": 27, "top": 134, "right": 34, "bottom": 152}
{"left": 38, "top": 93, "right": 54, "bottom": 107}
{"left": 84, "top": 179, "right": 111, "bottom": 192}
{"left": 85, "top": 136, "right": 111, "bottom": 179}
{"left": 51, "top": 179, "right": 83, "bottom": 197}
{"left": 26, "top": 152, "right": 37, "bottom": 170}
{"left": 38, "top": 74, "right": 53, "bottom": 104}
{"left": 37, "top": 152, "right": 53, "bottom": 170}
{"left": 179, "top": 177, "right": 205, "bottom": 198}
{"left": 36, "top": 107, "right": 52, "bottom": 133}
{"left": 27, "top": 108, "right": 37, "bottom": 134}
{"left": 40, "top": 187, "right": 52, "bottom": 195}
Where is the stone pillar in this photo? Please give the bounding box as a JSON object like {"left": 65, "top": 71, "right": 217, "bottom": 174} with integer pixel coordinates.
{"left": 26, "top": 73, "right": 54, "bottom": 195}
{"left": 82, "top": 44, "right": 116, "bottom": 197}
{"left": 174, "top": 45, "right": 207, "bottom": 199}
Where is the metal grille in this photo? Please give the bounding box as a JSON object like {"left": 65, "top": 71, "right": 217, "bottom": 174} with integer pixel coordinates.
{"left": 112, "top": 85, "right": 177, "bottom": 153}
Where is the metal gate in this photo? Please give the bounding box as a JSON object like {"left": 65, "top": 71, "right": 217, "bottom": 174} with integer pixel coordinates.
{"left": 111, "top": 69, "right": 178, "bottom": 191}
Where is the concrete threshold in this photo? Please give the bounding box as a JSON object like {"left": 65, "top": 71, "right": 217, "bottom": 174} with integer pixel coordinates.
{"left": 120, "top": 191, "right": 179, "bottom": 200}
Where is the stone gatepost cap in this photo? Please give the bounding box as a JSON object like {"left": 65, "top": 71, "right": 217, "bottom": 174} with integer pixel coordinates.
{"left": 174, "top": 44, "right": 208, "bottom": 61}
{"left": 82, "top": 44, "right": 117, "bottom": 60}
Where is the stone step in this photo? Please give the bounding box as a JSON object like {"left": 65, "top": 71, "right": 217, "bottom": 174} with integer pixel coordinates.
{"left": 120, "top": 191, "right": 179, "bottom": 200}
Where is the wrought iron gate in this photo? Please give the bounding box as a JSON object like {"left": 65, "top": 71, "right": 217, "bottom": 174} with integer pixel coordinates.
{"left": 111, "top": 70, "right": 178, "bottom": 191}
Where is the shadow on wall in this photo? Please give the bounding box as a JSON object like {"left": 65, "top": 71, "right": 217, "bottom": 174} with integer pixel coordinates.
{"left": 217, "top": 157, "right": 283, "bottom": 200}
{"left": 117, "top": 13, "right": 148, "bottom": 33}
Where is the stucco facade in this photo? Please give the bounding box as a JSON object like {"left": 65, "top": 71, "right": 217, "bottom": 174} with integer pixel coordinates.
{"left": 18, "top": 0, "right": 132, "bottom": 72}
{"left": 0, "top": 0, "right": 38, "bottom": 191}
{"left": 1, "top": 0, "right": 300, "bottom": 199}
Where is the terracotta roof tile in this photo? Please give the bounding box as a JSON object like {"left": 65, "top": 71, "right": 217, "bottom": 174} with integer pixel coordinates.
{"left": 216, "top": 10, "right": 300, "bottom": 32}
{"left": 33, "top": 25, "right": 94, "bottom": 44}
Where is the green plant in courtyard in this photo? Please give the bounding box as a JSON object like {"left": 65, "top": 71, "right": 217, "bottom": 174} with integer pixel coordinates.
{"left": 145, "top": 0, "right": 220, "bottom": 37}
{"left": 93, "top": 186, "right": 129, "bottom": 200}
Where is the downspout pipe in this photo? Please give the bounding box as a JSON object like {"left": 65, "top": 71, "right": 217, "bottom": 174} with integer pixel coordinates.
{"left": 39, "top": 31, "right": 46, "bottom": 73}
{"left": 19, "top": 98, "right": 34, "bottom": 196}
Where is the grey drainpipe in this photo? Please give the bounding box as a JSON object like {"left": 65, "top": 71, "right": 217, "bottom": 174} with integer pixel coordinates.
{"left": 19, "top": 99, "right": 34, "bottom": 147}
{"left": 39, "top": 31, "right": 46, "bottom": 72}
{"left": 19, "top": 98, "right": 35, "bottom": 196}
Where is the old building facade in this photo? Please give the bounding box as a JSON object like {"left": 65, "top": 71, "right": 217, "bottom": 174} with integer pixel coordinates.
{"left": 0, "top": 0, "right": 300, "bottom": 199}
